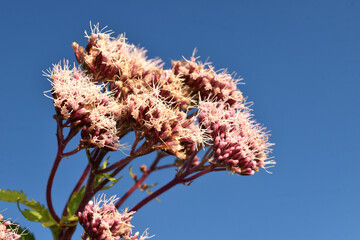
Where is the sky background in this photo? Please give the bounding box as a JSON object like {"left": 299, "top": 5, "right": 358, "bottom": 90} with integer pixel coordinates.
{"left": 1, "top": 0, "right": 359, "bottom": 239}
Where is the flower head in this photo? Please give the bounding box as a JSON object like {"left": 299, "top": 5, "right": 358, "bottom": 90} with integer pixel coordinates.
{"left": 172, "top": 54, "right": 243, "bottom": 106}
{"left": 45, "top": 61, "right": 124, "bottom": 150}
{"left": 78, "top": 24, "right": 163, "bottom": 83}
{"left": 0, "top": 214, "right": 22, "bottom": 240}
{"left": 78, "top": 195, "right": 152, "bottom": 240}
{"left": 124, "top": 88, "right": 207, "bottom": 159}
{"left": 198, "top": 100, "right": 273, "bottom": 175}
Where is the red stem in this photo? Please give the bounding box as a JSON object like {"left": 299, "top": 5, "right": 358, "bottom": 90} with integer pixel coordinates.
{"left": 62, "top": 148, "right": 81, "bottom": 157}
{"left": 61, "top": 164, "right": 90, "bottom": 217}
{"left": 46, "top": 144, "right": 64, "bottom": 223}
{"left": 95, "top": 155, "right": 135, "bottom": 174}
{"left": 154, "top": 163, "right": 176, "bottom": 171}
{"left": 115, "top": 172, "right": 148, "bottom": 209}
{"left": 46, "top": 115, "right": 67, "bottom": 224}
{"left": 115, "top": 151, "right": 165, "bottom": 209}
{"left": 59, "top": 149, "right": 107, "bottom": 240}
{"left": 183, "top": 167, "right": 213, "bottom": 182}
{"left": 130, "top": 177, "right": 182, "bottom": 212}
{"left": 130, "top": 162, "right": 220, "bottom": 212}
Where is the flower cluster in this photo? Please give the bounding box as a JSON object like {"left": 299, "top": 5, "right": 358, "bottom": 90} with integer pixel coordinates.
{"left": 76, "top": 25, "right": 163, "bottom": 83}
{"left": 46, "top": 24, "right": 272, "bottom": 173}
{"left": 123, "top": 89, "right": 205, "bottom": 159}
{"left": 172, "top": 55, "right": 243, "bottom": 107}
{"left": 45, "top": 61, "right": 123, "bottom": 150}
{"left": 73, "top": 24, "right": 192, "bottom": 110}
{"left": 198, "top": 100, "right": 273, "bottom": 175}
{"left": 78, "top": 195, "right": 151, "bottom": 240}
{"left": 0, "top": 214, "right": 22, "bottom": 240}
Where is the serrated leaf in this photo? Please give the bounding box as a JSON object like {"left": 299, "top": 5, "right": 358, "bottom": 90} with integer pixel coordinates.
{"left": 20, "top": 208, "right": 43, "bottom": 222}
{"left": 0, "top": 189, "right": 60, "bottom": 238}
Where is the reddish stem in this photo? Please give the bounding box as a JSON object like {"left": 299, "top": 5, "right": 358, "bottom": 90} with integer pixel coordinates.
{"left": 60, "top": 149, "right": 107, "bottom": 240}
{"left": 61, "top": 164, "right": 90, "bottom": 217}
{"left": 115, "top": 151, "right": 165, "bottom": 209}
{"left": 46, "top": 115, "right": 67, "bottom": 224}
{"left": 95, "top": 155, "right": 135, "bottom": 174}
{"left": 130, "top": 177, "right": 182, "bottom": 212}
{"left": 130, "top": 162, "right": 220, "bottom": 212}
{"left": 46, "top": 144, "right": 64, "bottom": 223}
{"left": 115, "top": 172, "right": 148, "bottom": 209}
{"left": 96, "top": 140, "right": 154, "bottom": 174}
{"left": 183, "top": 167, "right": 213, "bottom": 182}
{"left": 62, "top": 148, "right": 81, "bottom": 157}
{"left": 154, "top": 163, "right": 176, "bottom": 171}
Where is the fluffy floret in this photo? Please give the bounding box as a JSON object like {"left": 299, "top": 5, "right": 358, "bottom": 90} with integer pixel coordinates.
{"left": 198, "top": 100, "right": 273, "bottom": 175}
{"left": 0, "top": 214, "right": 22, "bottom": 240}
{"left": 78, "top": 195, "right": 152, "bottom": 240}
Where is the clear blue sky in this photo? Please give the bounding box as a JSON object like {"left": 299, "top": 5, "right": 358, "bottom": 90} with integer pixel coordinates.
{"left": 1, "top": 0, "right": 359, "bottom": 239}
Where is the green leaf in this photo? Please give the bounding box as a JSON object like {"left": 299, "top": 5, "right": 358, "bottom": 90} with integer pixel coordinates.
{"left": 100, "top": 176, "right": 122, "bottom": 191}
{"left": 93, "top": 157, "right": 110, "bottom": 188}
{"left": 20, "top": 208, "right": 44, "bottom": 222}
{"left": 42, "top": 221, "right": 57, "bottom": 228}
{"left": 0, "top": 189, "right": 60, "bottom": 238}
{"left": 66, "top": 186, "right": 85, "bottom": 217}
{"left": 59, "top": 215, "right": 78, "bottom": 227}
{"left": 129, "top": 166, "right": 136, "bottom": 180}
{"left": 101, "top": 173, "right": 117, "bottom": 182}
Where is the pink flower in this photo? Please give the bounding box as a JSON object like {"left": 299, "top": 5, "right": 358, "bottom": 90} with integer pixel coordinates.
{"left": 172, "top": 53, "right": 243, "bottom": 106}
{"left": 198, "top": 100, "right": 274, "bottom": 175}
{"left": 78, "top": 24, "right": 163, "bottom": 83}
{"left": 0, "top": 214, "right": 22, "bottom": 240}
{"left": 45, "top": 61, "right": 124, "bottom": 150}
{"left": 124, "top": 89, "right": 206, "bottom": 159}
{"left": 78, "top": 195, "right": 152, "bottom": 240}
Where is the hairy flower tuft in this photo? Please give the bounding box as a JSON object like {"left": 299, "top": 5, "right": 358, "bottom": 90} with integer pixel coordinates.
{"left": 198, "top": 100, "right": 274, "bottom": 175}
{"left": 79, "top": 24, "right": 163, "bottom": 83}
{"left": 172, "top": 53, "right": 243, "bottom": 106}
{"left": 0, "top": 214, "right": 22, "bottom": 240}
{"left": 78, "top": 195, "right": 152, "bottom": 240}
{"left": 45, "top": 61, "right": 124, "bottom": 150}
{"left": 124, "top": 88, "right": 206, "bottom": 159}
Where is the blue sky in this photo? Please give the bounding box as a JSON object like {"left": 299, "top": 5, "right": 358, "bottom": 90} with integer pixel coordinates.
{"left": 1, "top": 0, "right": 359, "bottom": 239}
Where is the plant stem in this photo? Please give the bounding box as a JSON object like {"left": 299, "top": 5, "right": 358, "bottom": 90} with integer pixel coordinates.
{"left": 46, "top": 115, "right": 66, "bottom": 224}
{"left": 130, "top": 177, "right": 182, "bottom": 212}
{"left": 46, "top": 144, "right": 64, "bottom": 223}
{"left": 115, "top": 151, "right": 165, "bottom": 209}
{"left": 61, "top": 164, "right": 90, "bottom": 217}
{"left": 183, "top": 166, "right": 213, "bottom": 182}
{"left": 59, "top": 149, "right": 107, "bottom": 240}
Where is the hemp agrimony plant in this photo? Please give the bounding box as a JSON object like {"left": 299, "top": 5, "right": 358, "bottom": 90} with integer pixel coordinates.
{"left": 0, "top": 24, "right": 274, "bottom": 240}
